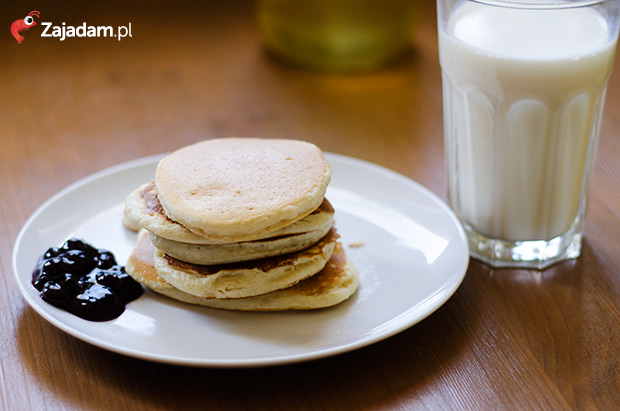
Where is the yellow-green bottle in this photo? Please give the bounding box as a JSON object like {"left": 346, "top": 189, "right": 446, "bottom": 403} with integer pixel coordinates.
{"left": 257, "top": 0, "right": 418, "bottom": 72}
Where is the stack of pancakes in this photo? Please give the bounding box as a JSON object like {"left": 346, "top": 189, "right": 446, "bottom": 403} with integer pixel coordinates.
{"left": 124, "top": 138, "right": 359, "bottom": 311}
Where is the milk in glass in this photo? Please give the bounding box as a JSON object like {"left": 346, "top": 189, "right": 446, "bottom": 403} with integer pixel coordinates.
{"left": 439, "top": 2, "right": 616, "bottom": 242}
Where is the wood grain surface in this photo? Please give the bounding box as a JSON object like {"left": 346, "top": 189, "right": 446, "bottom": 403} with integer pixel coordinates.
{"left": 2, "top": 0, "right": 620, "bottom": 409}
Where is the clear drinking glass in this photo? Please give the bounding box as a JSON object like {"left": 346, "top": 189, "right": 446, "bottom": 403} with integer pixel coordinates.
{"left": 437, "top": 0, "right": 620, "bottom": 269}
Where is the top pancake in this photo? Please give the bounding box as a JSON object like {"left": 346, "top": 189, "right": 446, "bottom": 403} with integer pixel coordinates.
{"left": 155, "top": 138, "right": 331, "bottom": 242}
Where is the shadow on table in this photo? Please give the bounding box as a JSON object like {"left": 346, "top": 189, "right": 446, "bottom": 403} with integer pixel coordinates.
{"left": 16, "top": 287, "right": 474, "bottom": 410}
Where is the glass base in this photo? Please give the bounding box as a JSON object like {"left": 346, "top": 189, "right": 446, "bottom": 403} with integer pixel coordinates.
{"left": 464, "top": 224, "right": 582, "bottom": 270}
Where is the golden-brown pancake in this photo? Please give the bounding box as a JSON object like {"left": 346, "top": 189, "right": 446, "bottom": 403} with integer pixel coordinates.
{"left": 153, "top": 227, "right": 339, "bottom": 299}
{"left": 122, "top": 208, "right": 142, "bottom": 232}
{"left": 124, "top": 181, "right": 335, "bottom": 244}
{"left": 149, "top": 219, "right": 333, "bottom": 265}
{"left": 126, "top": 230, "right": 359, "bottom": 311}
{"left": 154, "top": 138, "right": 331, "bottom": 242}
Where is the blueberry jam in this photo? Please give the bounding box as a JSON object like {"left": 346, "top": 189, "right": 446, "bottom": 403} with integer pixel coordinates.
{"left": 32, "top": 238, "right": 143, "bottom": 321}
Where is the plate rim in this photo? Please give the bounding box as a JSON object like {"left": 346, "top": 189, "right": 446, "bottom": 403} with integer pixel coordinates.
{"left": 12, "top": 152, "right": 468, "bottom": 368}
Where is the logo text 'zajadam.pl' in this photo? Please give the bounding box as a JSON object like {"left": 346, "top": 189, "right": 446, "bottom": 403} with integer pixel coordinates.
{"left": 10, "top": 11, "right": 133, "bottom": 44}
{"left": 41, "top": 22, "right": 132, "bottom": 42}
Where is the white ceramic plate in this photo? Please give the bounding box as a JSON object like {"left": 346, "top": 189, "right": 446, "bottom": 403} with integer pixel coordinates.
{"left": 12, "top": 153, "right": 469, "bottom": 367}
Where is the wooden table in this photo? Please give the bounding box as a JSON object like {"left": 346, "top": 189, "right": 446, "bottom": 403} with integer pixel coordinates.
{"left": 2, "top": 1, "right": 620, "bottom": 409}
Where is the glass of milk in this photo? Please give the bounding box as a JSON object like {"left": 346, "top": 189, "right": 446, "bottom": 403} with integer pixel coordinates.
{"left": 437, "top": 0, "right": 620, "bottom": 269}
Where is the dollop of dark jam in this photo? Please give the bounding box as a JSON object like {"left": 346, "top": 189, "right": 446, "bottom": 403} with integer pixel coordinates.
{"left": 32, "top": 238, "right": 143, "bottom": 322}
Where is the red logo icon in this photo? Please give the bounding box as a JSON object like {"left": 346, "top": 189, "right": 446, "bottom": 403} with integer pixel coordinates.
{"left": 11, "top": 11, "right": 40, "bottom": 44}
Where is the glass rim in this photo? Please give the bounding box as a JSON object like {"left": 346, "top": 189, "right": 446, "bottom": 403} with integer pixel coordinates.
{"left": 470, "top": 0, "right": 613, "bottom": 9}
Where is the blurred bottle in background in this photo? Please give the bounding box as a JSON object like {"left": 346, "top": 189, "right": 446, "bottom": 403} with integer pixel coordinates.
{"left": 257, "top": 0, "right": 418, "bottom": 72}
